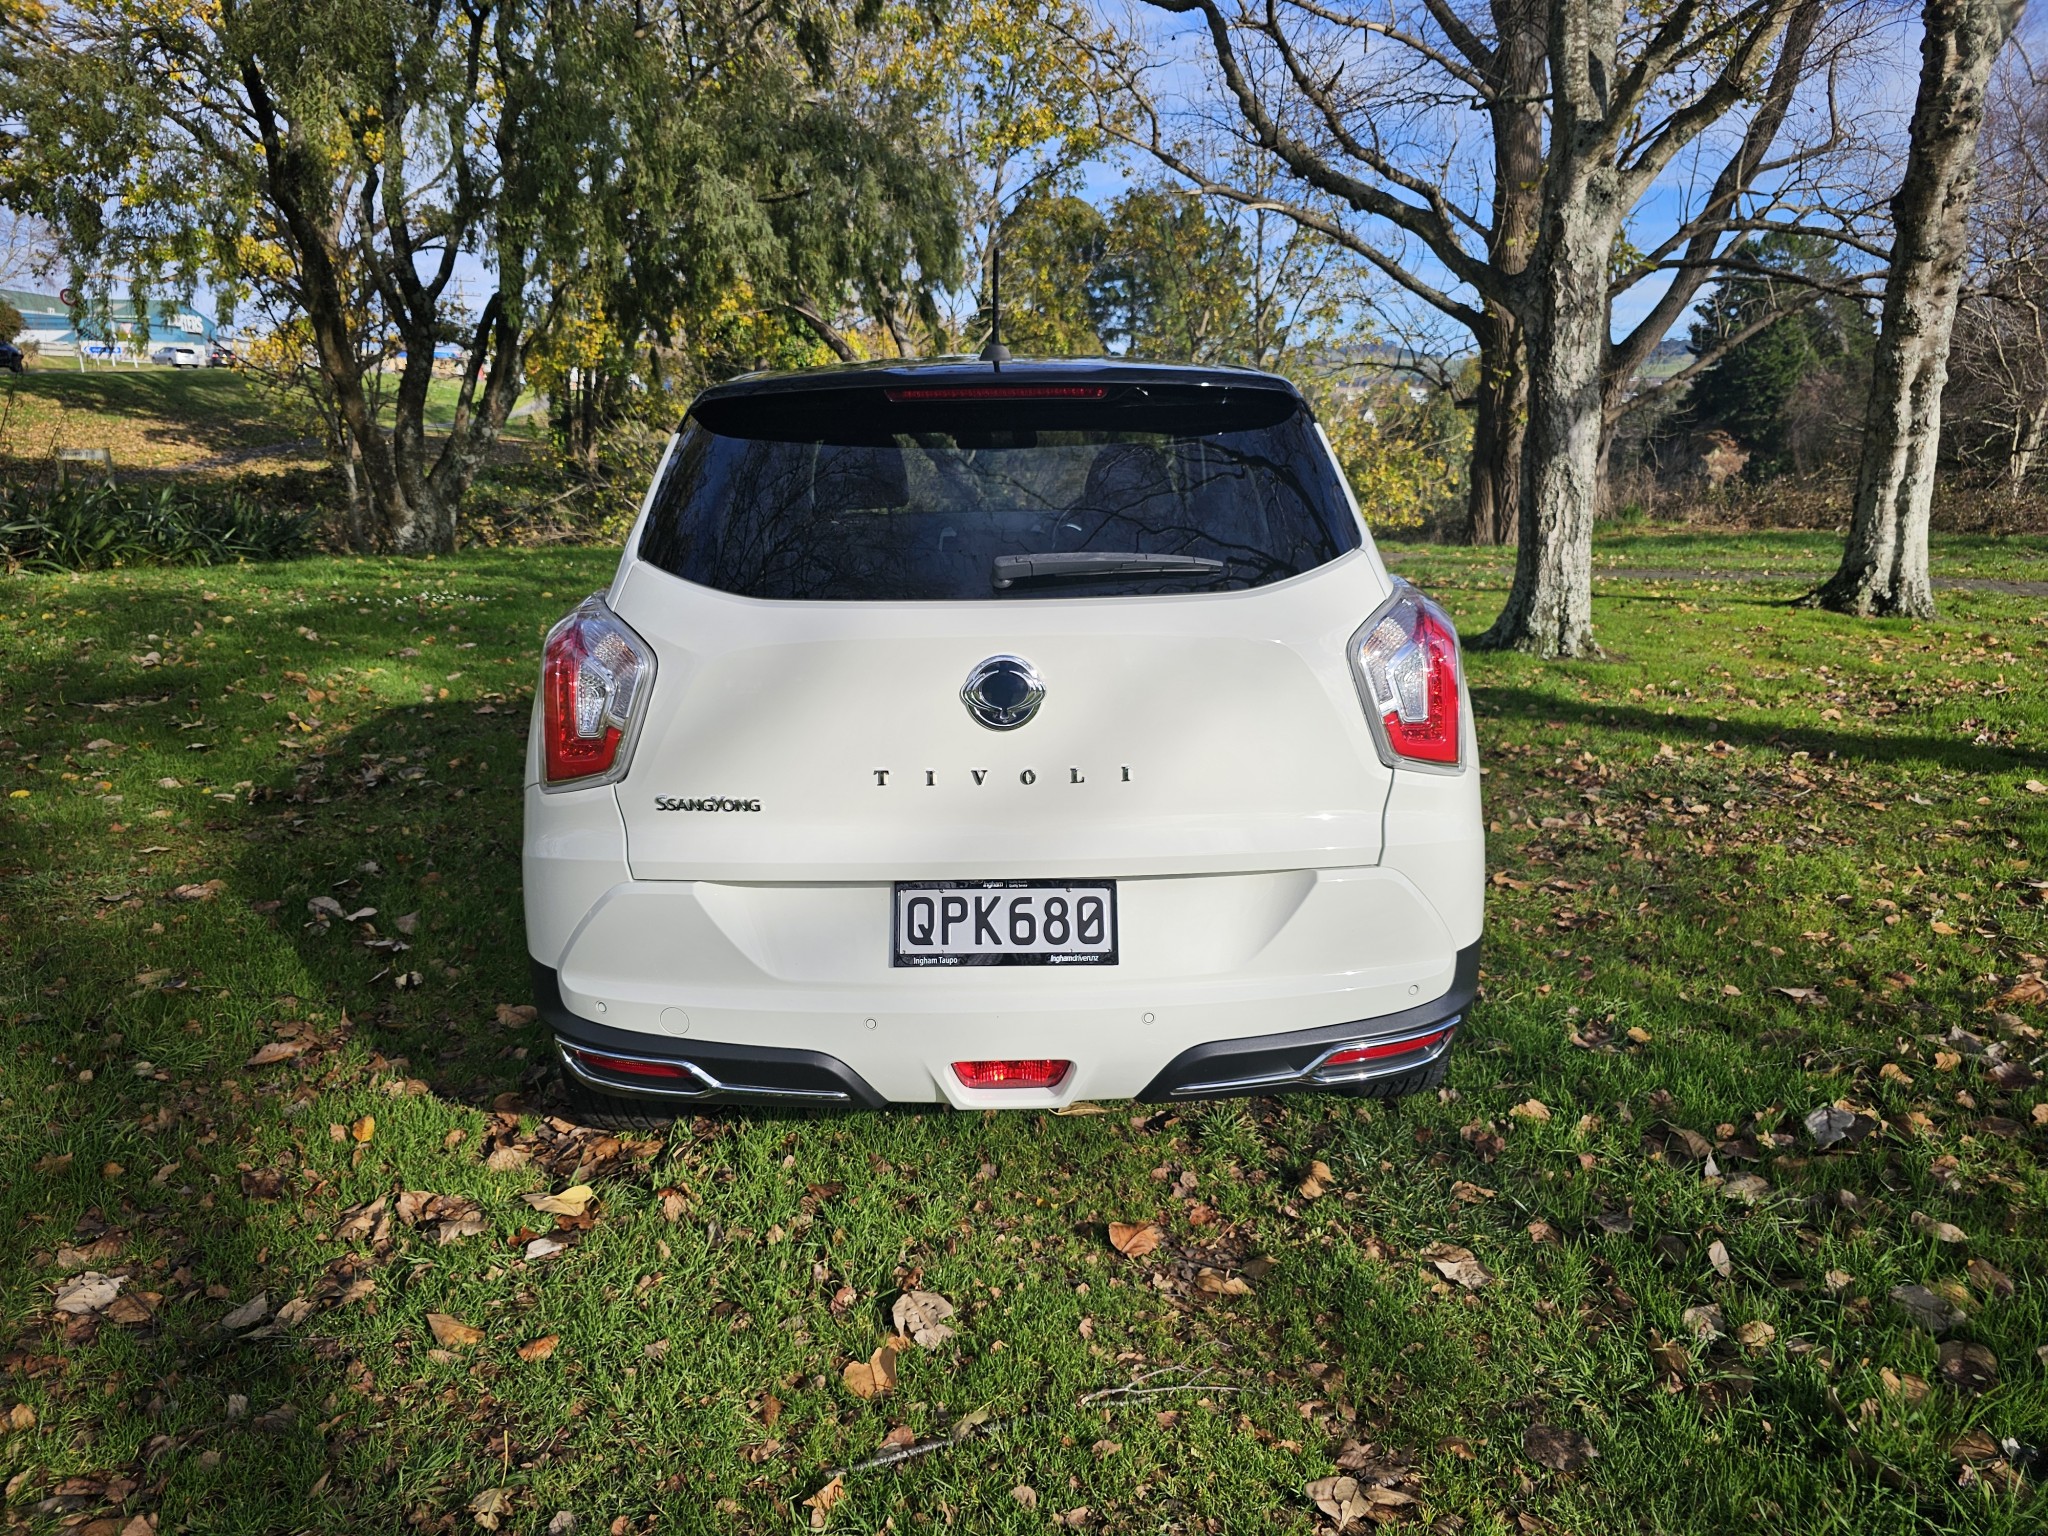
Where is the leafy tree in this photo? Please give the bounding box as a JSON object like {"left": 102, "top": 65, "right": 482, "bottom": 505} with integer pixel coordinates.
{"left": 1094, "top": 188, "right": 1253, "bottom": 362}
{"left": 996, "top": 194, "right": 1112, "bottom": 353}
{"left": 1686, "top": 233, "right": 1874, "bottom": 469}
{"left": 1, "top": 0, "right": 961, "bottom": 551}
{"left": 0, "top": 298, "right": 21, "bottom": 343}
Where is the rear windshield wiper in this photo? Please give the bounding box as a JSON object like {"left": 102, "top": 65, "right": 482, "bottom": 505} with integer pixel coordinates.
{"left": 991, "top": 551, "right": 1226, "bottom": 589}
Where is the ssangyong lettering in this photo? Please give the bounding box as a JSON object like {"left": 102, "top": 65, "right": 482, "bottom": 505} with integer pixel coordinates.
{"left": 654, "top": 796, "right": 763, "bottom": 812}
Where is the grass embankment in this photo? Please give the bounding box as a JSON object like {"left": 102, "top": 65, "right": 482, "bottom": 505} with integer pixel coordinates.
{"left": 0, "top": 537, "right": 2044, "bottom": 1534}
{"left": 0, "top": 368, "right": 541, "bottom": 483}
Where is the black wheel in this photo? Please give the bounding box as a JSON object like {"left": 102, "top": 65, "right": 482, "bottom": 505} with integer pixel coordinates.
{"left": 557, "top": 1075, "right": 681, "bottom": 1134}
{"left": 1337, "top": 1057, "right": 1449, "bottom": 1102}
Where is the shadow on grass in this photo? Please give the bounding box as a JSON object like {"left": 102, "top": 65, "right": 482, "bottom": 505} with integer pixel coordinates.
{"left": 1473, "top": 685, "right": 2048, "bottom": 777}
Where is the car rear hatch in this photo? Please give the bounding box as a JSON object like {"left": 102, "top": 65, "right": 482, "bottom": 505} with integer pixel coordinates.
{"left": 602, "top": 370, "right": 1398, "bottom": 881}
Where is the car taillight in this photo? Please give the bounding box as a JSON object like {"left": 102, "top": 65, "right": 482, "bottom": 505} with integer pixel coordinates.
{"left": 1351, "top": 582, "right": 1463, "bottom": 768}
{"left": 541, "top": 596, "right": 653, "bottom": 787}
{"left": 1319, "top": 1025, "right": 1455, "bottom": 1069}
{"left": 567, "top": 1046, "right": 692, "bottom": 1080}
{"left": 953, "top": 1059, "right": 1072, "bottom": 1089}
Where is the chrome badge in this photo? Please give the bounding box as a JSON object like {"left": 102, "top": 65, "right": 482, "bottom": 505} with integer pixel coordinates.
{"left": 961, "top": 654, "right": 1045, "bottom": 731}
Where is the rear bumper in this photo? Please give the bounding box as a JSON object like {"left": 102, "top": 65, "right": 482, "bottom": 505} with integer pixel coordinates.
{"left": 532, "top": 942, "right": 1476, "bottom": 1110}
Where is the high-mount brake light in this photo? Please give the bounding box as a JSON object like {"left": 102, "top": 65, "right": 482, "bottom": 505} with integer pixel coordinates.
{"left": 541, "top": 595, "right": 654, "bottom": 787}
{"left": 952, "top": 1059, "right": 1072, "bottom": 1089}
{"left": 883, "top": 385, "right": 1108, "bottom": 402}
{"left": 1350, "top": 582, "right": 1463, "bottom": 769}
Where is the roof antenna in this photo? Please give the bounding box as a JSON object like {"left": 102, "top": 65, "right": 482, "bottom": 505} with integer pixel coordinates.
{"left": 979, "top": 245, "right": 1011, "bottom": 369}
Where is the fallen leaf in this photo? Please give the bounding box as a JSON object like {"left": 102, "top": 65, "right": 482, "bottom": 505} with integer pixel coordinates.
{"left": 1707, "top": 1240, "right": 1733, "bottom": 1279}
{"left": 1010, "top": 1486, "right": 1038, "bottom": 1510}
{"left": 1420, "top": 1242, "right": 1492, "bottom": 1289}
{"left": 1890, "top": 1283, "right": 1964, "bottom": 1334}
{"left": 803, "top": 1477, "right": 845, "bottom": 1530}
{"left": 350, "top": 1115, "right": 375, "bottom": 1143}
{"left": 468, "top": 1488, "right": 513, "bottom": 1531}
{"left": 842, "top": 1343, "right": 899, "bottom": 1399}
{"left": 2025, "top": 779, "right": 2047, "bottom": 794}
{"left": 495, "top": 1003, "right": 539, "bottom": 1027}
{"left": 54, "top": 1272, "right": 124, "bottom": 1315}
{"left": 1526, "top": 1220, "right": 1562, "bottom": 1245}
{"left": 1193, "top": 1268, "right": 1253, "bottom": 1295}
{"left": 1880, "top": 1368, "right": 1930, "bottom": 1404}
{"left": 220, "top": 1293, "right": 269, "bottom": 1331}
{"left": 1510, "top": 1098, "right": 1552, "bottom": 1123}
{"left": 167, "top": 879, "right": 227, "bottom": 902}
{"left": 522, "top": 1185, "right": 595, "bottom": 1218}
{"left": 524, "top": 1236, "right": 567, "bottom": 1261}
{"left": 891, "top": 1290, "right": 956, "bottom": 1349}
{"left": 426, "top": 1312, "right": 484, "bottom": 1348}
{"left": 1952, "top": 1428, "right": 2003, "bottom": 1462}
{"left": 1306, "top": 1474, "right": 1370, "bottom": 1531}
{"left": 1682, "top": 1303, "right": 1725, "bottom": 1340}
{"left": 1523, "top": 1422, "right": 1597, "bottom": 1472}
{"left": 1803, "top": 1105, "right": 1874, "bottom": 1149}
{"left": 245, "top": 1041, "right": 305, "bottom": 1067}
{"left": 1720, "top": 1172, "right": 1770, "bottom": 1204}
{"left": 1966, "top": 1258, "right": 2015, "bottom": 1299}
{"left": 1909, "top": 1211, "right": 1967, "bottom": 1244}
{"left": 1298, "top": 1159, "right": 1335, "bottom": 1199}
{"left": 1735, "top": 1319, "right": 1776, "bottom": 1352}
{"left": 880, "top": 1425, "right": 917, "bottom": 1450}
{"left": 1772, "top": 986, "right": 1827, "bottom": 1007}
{"left": 1108, "top": 1221, "right": 1163, "bottom": 1259}
{"left": 517, "top": 1334, "right": 559, "bottom": 1362}
{"left": 1937, "top": 1339, "right": 1998, "bottom": 1396}
{"left": 1051, "top": 1101, "right": 1109, "bottom": 1116}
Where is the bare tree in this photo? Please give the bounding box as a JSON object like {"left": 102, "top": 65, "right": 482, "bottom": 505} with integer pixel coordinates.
{"left": 1812, "top": 0, "right": 2030, "bottom": 616}
{"left": 1102, "top": 0, "right": 1867, "bottom": 654}
{"left": 1946, "top": 48, "right": 2048, "bottom": 496}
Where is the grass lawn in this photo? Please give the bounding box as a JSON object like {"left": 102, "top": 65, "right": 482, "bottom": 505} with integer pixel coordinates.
{"left": 0, "top": 534, "right": 2044, "bottom": 1535}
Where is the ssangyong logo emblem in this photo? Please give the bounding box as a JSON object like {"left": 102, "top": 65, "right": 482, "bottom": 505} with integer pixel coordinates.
{"left": 961, "top": 655, "right": 1044, "bottom": 731}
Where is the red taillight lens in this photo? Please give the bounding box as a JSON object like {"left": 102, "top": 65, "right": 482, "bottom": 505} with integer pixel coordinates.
{"left": 952, "top": 1059, "right": 1072, "bottom": 1089}
{"left": 568, "top": 1047, "right": 691, "bottom": 1080}
{"left": 542, "top": 596, "right": 652, "bottom": 786}
{"left": 1353, "top": 583, "right": 1463, "bottom": 767}
{"left": 1320, "top": 1026, "right": 1454, "bottom": 1069}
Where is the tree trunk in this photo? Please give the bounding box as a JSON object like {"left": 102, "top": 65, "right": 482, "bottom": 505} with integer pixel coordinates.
{"left": 1812, "top": 0, "right": 2027, "bottom": 616}
{"left": 1466, "top": 309, "right": 1526, "bottom": 545}
{"left": 1476, "top": 170, "right": 1619, "bottom": 658}
{"left": 2007, "top": 393, "right": 2047, "bottom": 495}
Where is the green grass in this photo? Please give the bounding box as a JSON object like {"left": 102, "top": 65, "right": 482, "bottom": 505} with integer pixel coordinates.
{"left": 0, "top": 541, "right": 2044, "bottom": 1535}
{"left": 1383, "top": 527, "right": 2048, "bottom": 584}
{"left": 0, "top": 367, "right": 305, "bottom": 472}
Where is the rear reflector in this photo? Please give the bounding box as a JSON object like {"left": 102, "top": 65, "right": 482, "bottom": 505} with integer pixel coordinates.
{"left": 567, "top": 1047, "right": 693, "bottom": 1081}
{"left": 952, "top": 1059, "right": 1072, "bottom": 1089}
{"left": 1320, "top": 1026, "right": 1454, "bottom": 1069}
{"left": 885, "top": 385, "right": 1108, "bottom": 402}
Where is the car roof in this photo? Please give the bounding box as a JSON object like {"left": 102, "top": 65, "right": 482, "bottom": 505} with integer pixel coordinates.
{"left": 692, "top": 356, "right": 1303, "bottom": 410}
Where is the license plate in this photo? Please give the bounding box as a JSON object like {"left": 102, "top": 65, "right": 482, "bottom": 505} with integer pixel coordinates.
{"left": 892, "top": 880, "right": 1118, "bottom": 967}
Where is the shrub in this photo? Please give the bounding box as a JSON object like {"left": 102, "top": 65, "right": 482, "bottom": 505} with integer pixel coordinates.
{"left": 0, "top": 482, "right": 314, "bottom": 572}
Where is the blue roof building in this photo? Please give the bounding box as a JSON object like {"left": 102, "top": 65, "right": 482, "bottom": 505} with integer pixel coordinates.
{"left": 1, "top": 288, "right": 219, "bottom": 352}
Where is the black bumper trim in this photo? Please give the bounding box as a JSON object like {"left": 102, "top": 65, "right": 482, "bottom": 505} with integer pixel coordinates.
{"left": 530, "top": 961, "right": 889, "bottom": 1109}
{"left": 1135, "top": 941, "right": 1479, "bottom": 1102}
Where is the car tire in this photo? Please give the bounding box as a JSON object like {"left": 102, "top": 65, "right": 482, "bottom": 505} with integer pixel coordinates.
{"left": 1334, "top": 1056, "right": 1448, "bottom": 1102}
{"left": 558, "top": 1074, "right": 680, "bottom": 1134}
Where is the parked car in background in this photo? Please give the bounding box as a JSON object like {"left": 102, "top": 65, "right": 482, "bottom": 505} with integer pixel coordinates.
{"left": 0, "top": 342, "right": 23, "bottom": 374}
{"left": 151, "top": 343, "right": 205, "bottom": 368}
{"left": 522, "top": 357, "right": 1484, "bottom": 1119}
{"left": 208, "top": 342, "right": 234, "bottom": 367}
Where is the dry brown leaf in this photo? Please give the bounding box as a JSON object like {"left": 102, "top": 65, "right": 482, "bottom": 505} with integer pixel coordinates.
{"left": 802, "top": 1478, "right": 844, "bottom": 1531}
{"left": 522, "top": 1185, "right": 595, "bottom": 1218}
{"left": 245, "top": 1041, "right": 305, "bottom": 1068}
{"left": 1909, "top": 1211, "right": 1967, "bottom": 1244}
{"left": 1305, "top": 1474, "right": 1370, "bottom": 1531}
{"left": 1966, "top": 1258, "right": 2015, "bottom": 1299}
{"left": 1421, "top": 1242, "right": 1492, "bottom": 1289}
{"left": 54, "top": 1271, "right": 124, "bottom": 1315}
{"left": 1108, "top": 1221, "right": 1163, "bottom": 1259}
{"left": 467, "top": 1488, "right": 513, "bottom": 1531}
{"left": 516, "top": 1334, "right": 559, "bottom": 1362}
{"left": 426, "top": 1312, "right": 484, "bottom": 1348}
{"left": 1010, "top": 1486, "right": 1038, "bottom": 1510}
{"left": 879, "top": 1425, "right": 916, "bottom": 1450}
{"left": 891, "top": 1289, "right": 956, "bottom": 1349}
{"left": 1193, "top": 1268, "right": 1252, "bottom": 1296}
{"left": 1298, "top": 1159, "right": 1335, "bottom": 1199}
{"left": 841, "top": 1343, "right": 899, "bottom": 1399}
{"left": 350, "top": 1115, "right": 375, "bottom": 1143}
{"left": 1938, "top": 1340, "right": 1998, "bottom": 1396}
{"left": 168, "top": 879, "right": 227, "bottom": 902}
{"left": 1735, "top": 1319, "right": 1776, "bottom": 1353}
{"left": 1510, "top": 1098, "right": 1552, "bottom": 1123}
{"left": 1720, "top": 1172, "right": 1770, "bottom": 1204}
{"left": 1707, "top": 1240, "right": 1733, "bottom": 1279}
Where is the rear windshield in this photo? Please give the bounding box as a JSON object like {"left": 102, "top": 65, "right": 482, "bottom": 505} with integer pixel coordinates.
{"left": 637, "top": 383, "right": 1361, "bottom": 601}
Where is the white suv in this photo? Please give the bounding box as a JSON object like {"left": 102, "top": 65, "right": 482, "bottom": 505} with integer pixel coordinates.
{"left": 522, "top": 360, "right": 1482, "bottom": 1116}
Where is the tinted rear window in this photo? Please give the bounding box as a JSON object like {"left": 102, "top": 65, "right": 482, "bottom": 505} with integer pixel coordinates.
{"left": 637, "top": 383, "right": 1360, "bottom": 601}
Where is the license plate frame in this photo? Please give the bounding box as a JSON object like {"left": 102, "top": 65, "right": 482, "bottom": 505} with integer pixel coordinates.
{"left": 891, "top": 879, "right": 1119, "bottom": 968}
